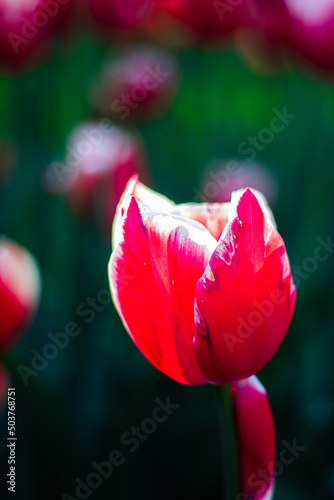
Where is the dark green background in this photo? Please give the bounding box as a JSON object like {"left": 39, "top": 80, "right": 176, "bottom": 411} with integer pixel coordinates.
{"left": 0, "top": 31, "right": 334, "bottom": 500}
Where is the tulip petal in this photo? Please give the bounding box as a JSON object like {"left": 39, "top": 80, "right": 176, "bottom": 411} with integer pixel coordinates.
{"left": 109, "top": 196, "right": 217, "bottom": 384}
{"left": 112, "top": 175, "right": 175, "bottom": 248}
{"left": 170, "top": 202, "right": 230, "bottom": 241}
{"left": 194, "top": 188, "right": 296, "bottom": 384}
{"left": 232, "top": 376, "right": 275, "bottom": 500}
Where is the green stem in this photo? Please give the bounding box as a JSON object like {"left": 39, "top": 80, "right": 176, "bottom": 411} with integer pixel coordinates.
{"left": 214, "top": 384, "right": 240, "bottom": 500}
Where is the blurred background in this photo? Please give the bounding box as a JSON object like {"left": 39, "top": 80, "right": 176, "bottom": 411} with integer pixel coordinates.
{"left": 0, "top": 1, "right": 334, "bottom": 499}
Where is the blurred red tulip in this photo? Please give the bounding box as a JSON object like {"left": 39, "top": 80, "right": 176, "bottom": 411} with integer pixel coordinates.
{"left": 239, "top": 0, "right": 291, "bottom": 44}
{"left": 235, "top": 0, "right": 292, "bottom": 74}
{"left": 109, "top": 178, "right": 295, "bottom": 385}
{"left": 232, "top": 376, "right": 275, "bottom": 500}
{"left": 199, "top": 160, "right": 278, "bottom": 208}
{"left": 92, "top": 46, "right": 179, "bottom": 123}
{"left": 88, "top": 0, "right": 151, "bottom": 30}
{"left": 285, "top": 0, "right": 334, "bottom": 72}
{"left": 153, "top": 0, "right": 245, "bottom": 41}
{"left": 0, "top": 239, "right": 41, "bottom": 352}
{"left": 0, "top": 0, "right": 74, "bottom": 68}
{"left": 44, "top": 121, "right": 149, "bottom": 235}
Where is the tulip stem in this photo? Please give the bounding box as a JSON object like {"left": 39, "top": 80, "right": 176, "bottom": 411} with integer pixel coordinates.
{"left": 214, "top": 384, "right": 240, "bottom": 500}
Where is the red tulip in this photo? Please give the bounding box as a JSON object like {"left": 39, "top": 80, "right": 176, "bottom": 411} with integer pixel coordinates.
{"left": 0, "top": 0, "right": 74, "bottom": 68}
{"left": 153, "top": 0, "right": 245, "bottom": 41}
{"left": 92, "top": 46, "right": 179, "bottom": 123}
{"left": 0, "top": 239, "right": 41, "bottom": 352}
{"left": 88, "top": 0, "right": 151, "bottom": 30}
{"left": 232, "top": 376, "right": 275, "bottom": 500}
{"left": 44, "top": 122, "right": 149, "bottom": 234}
{"left": 109, "top": 177, "right": 295, "bottom": 385}
{"left": 285, "top": 0, "right": 334, "bottom": 72}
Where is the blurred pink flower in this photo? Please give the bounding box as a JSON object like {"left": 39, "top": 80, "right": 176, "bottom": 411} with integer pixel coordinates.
{"left": 199, "top": 160, "right": 278, "bottom": 208}
{"left": 0, "top": 0, "right": 74, "bottom": 68}
{"left": 286, "top": 0, "right": 334, "bottom": 72}
{"left": 44, "top": 121, "right": 150, "bottom": 235}
{"left": 92, "top": 46, "right": 179, "bottom": 123}
{"left": 234, "top": 0, "right": 292, "bottom": 73}
{"left": 0, "top": 238, "right": 41, "bottom": 352}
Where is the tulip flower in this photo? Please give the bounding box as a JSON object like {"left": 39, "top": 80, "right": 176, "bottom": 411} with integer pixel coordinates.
{"left": 0, "top": 0, "right": 74, "bottom": 68}
{"left": 109, "top": 177, "right": 295, "bottom": 385}
{"left": 153, "top": 0, "right": 245, "bottom": 41}
{"left": 232, "top": 376, "right": 275, "bottom": 500}
{"left": 92, "top": 46, "right": 179, "bottom": 123}
{"left": 0, "top": 239, "right": 41, "bottom": 352}
{"left": 44, "top": 122, "right": 149, "bottom": 234}
{"left": 285, "top": 0, "right": 334, "bottom": 72}
{"left": 88, "top": 0, "right": 151, "bottom": 31}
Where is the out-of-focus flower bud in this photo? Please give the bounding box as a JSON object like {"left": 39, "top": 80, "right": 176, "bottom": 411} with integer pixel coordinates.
{"left": 43, "top": 121, "right": 150, "bottom": 236}
{"left": 0, "top": 0, "right": 74, "bottom": 69}
{"left": 92, "top": 46, "right": 180, "bottom": 123}
{"left": 285, "top": 0, "right": 334, "bottom": 73}
{"left": 0, "top": 239, "right": 41, "bottom": 352}
{"left": 198, "top": 160, "right": 278, "bottom": 208}
{"left": 235, "top": 0, "right": 292, "bottom": 74}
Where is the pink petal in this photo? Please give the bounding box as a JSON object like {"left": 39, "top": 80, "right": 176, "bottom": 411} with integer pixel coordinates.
{"left": 109, "top": 196, "right": 217, "bottom": 384}
{"left": 232, "top": 376, "right": 275, "bottom": 500}
{"left": 194, "top": 188, "right": 296, "bottom": 384}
